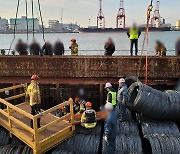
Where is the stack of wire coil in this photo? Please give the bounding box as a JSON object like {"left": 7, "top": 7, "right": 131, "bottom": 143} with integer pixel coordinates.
{"left": 138, "top": 115, "right": 180, "bottom": 154}
{"left": 102, "top": 109, "right": 143, "bottom": 154}
{"left": 128, "top": 82, "right": 180, "bottom": 120}
{"left": 52, "top": 122, "right": 102, "bottom": 154}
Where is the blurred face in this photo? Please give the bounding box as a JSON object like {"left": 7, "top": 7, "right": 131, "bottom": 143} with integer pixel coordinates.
{"left": 119, "top": 82, "right": 124, "bottom": 87}
{"left": 106, "top": 87, "right": 110, "bottom": 92}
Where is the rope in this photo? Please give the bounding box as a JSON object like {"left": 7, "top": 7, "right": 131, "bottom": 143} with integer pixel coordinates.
{"left": 137, "top": 0, "right": 153, "bottom": 84}
{"left": 25, "top": 0, "right": 29, "bottom": 42}
{"left": 31, "top": 0, "right": 35, "bottom": 39}
{"left": 37, "top": 0, "right": 46, "bottom": 42}
{"left": 8, "top": 0, "right": 20, "bottom": 55}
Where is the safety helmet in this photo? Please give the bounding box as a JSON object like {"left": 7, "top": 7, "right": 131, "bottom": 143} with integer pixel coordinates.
{"left": 71, "top": 38, "right": 76, "bottom": 42}
{"left": 68, "top": 98, "right": 73, "bottom": 102}
{"left": 105, "top": 82, "right": 112, "bottom": 89}
{"left": 118, "top": 78, "right": 125, "bottom": 83}
{"left": 105, "top": 103, "right": 113, "bottom": 110}
{"left": 31, "top": 75, "right": 39, "bottom": 80}
{"left": 86, "top": 102, "right": 92, "bottom": 108}
{"left": 75, "top": 97, "right": 80, "bottom": 104}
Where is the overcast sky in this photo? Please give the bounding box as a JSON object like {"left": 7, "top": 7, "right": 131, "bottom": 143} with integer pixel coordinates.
{"left": 0, "top": 0, "right": 179, "bottom": 27}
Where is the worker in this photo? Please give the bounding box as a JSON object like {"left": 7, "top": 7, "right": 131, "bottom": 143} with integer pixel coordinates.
{"left": 127, "top": 23, "right": 141, "bottom": 56}
{"left": 74, "top": 97, "right": 80, "bottom": 113}
{"left": 117, "top": 78, "right": 128, "bottom": 122}
{"left": 155, "top": 40, "right": 167, "bottom": 57}
{"left": 42, "top": 41, "right": 53, "bottom": 56}
{"left": 75, "top": 97, "right": 86, "bottom": 113}
{"left": 81, "top": 102, "right": 97, "bottom": 129}
{"left": 104, "top": 102, "right": 117, "bottom": 154}
{"left": 26, "top": 75, "right": 41, "bottom": 128}
{"left": 15, "top": 39, "right": 28, "bottom": 55}
{"left": 69, "top": 38, "right": 78, "bottom": 56}
{"left": 29, "top": 39, "right": 41, "bottom": 55}
{"left": 53, "top": 39, "right": 65, "bottom": 55}
{"left": 104, "top": 38, "right": 115, "bottom": 56}
{"left": 105, "top": 82, "right": 117, "bottom": 108}
{"left": 175, "top": 37, "right": 180, "bottom": 56}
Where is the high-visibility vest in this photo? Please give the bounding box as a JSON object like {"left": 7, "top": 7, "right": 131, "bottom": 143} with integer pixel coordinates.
{"left": 107, "top": 91, "right": 117, "bottom": 106}
{"left": 26, "top": 82, "right": 41, "bottom": 106}
{"left": 130, "top": 28, "right": 139, "bottom": 40}
{"left": 81, "top": 109, "right": 97, "bottom": 129}
{"left": 70, "top": 43, "right": 78, "bottom": 56}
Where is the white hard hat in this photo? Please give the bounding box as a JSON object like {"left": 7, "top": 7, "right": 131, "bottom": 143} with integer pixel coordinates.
{"left": 118, "top": 78, "right": 125, "bottom": 83}
{"left": 105, "top": 103, "right": 113, "bottom": 110}
{"left": 105, "top": 82, "right": 112, "bottom": 88}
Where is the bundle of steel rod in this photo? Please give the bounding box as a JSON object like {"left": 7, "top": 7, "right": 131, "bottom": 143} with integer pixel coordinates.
{"left": 0, "top": 145, "right": 32, "bottom": 154}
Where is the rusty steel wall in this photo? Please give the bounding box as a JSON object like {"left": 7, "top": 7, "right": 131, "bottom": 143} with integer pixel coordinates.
{"left": 0, "top": 56, "right": 179, "bottom": 85}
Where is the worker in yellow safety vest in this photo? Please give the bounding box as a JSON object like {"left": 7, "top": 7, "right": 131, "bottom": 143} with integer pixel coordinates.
{"left": 81, "top": 102, "right": 97, "bottom": 129}
{"left": 69, "top": 38, "right": 79, "bottom": 56}
{"left": 127, "top": 23, "right": 141, "bottom": 56}
{"left": 105, "top": 83, "right": 117, "bottom": 108}
{"left": 26, "top": 75, "right": 41, "bottom": 128}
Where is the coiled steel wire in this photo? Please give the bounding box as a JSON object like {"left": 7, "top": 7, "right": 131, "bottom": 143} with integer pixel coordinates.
{"left": 11, "top": 136, "right": 25, "bottom": 146}
{"left": 102, "top": 134, "right": 143, "bottom": 154}
{"left": 125, "top": 76, "right": 139, "bottom": 88}
{"left": 75, "top": 122, "right": 102, "bottom": 135}
{"left": 127, "top": 82, "right": 180, "bottom": 120}
{"left": 0, "top": 145, "right": 32, "bottom": 154}
{"left": 141, "top": 120, "right": 179, "bottom": 136}
{"left": 0, "top": 127, "right": 10, "bottom": 146}
{"left": 117, "top": 121, "right": 139, "bottom": 135}
{"left": 52, "top": 133, "right": 101, "bottom": 154}
{"left": 145, "top": 135, "right": 180, "bottom": 154}
{"left": 174, "top": 79, "right": 180, "bottom": 91}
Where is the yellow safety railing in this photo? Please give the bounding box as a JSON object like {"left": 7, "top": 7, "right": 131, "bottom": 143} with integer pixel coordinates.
{"left": 0, "top": 84, "right": 75, "bottom": 154}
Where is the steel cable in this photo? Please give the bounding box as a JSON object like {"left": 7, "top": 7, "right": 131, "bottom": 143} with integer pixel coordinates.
{"left": 8, "top": 0, "right": 20, "bottom": 55}
{"left": 25, "top": 0, "right": 29, "bottom": 42}
{"left": 128, "top": 82, "right": 180, "bottom": 120}
{"left": 37, "top": 0, "right": 45, "bottom": 42}
{"left": 31, "top": 0, "right": 35, "bottom": 39}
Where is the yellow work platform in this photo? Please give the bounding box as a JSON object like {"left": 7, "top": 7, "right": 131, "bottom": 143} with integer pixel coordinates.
{"left": 0, "top": 84, "right": 75, "bottom": 154}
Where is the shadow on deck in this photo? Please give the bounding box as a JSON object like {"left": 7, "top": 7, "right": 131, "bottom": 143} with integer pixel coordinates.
{"left": 0, "top": 84, "right": 75, "bottom": 154}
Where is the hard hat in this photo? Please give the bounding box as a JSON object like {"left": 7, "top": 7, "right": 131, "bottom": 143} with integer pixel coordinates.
{"left": 68, "top": 98, "right": 73, "bottom": 102}
{"left": 75, "top": 97, "right": 80, "bottom": 104}
{"left": 118, "top": 78, "right": 125, "bottom": 83}
{"left": 105, "top": 82, "right": 112, "bottom": 89}
{"left": 105, "top": 103, "right": 113, "bottom": 110}
{"left": 86, "top": 102, "right": 92, "bottom": 108}
{"left": 71, "top": 38, "right": 76, "bottom": 42}
{"left": 31, "top": 75, "right": 39, "bottom": 80}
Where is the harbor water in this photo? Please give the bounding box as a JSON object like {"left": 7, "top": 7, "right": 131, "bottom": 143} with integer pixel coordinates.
{"left": 0, "top": 31, "right": 179, "bottom": 55}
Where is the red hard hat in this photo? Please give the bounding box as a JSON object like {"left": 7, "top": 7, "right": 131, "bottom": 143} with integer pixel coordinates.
{"left": 31, "top": 75, "right": 39, "bottom": 80}
{"left": 86, "top": 102, "right": 92, "bottom": 108}
{"left": 75, "top": 97, "right": 80, "bottom": 104}
{"left": 71, "top": 38, "right": 76, "bottom": 42}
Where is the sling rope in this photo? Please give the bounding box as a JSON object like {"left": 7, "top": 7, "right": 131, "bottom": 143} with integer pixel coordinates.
{"left": 37, "top": 0, "right": 46, "bottom": 42}
{"left": 31, "top": 0, "right": 35, "bottom": 39}
{"left": 137, "top": 0, "right": 153, "bottom": 84}
{"left": 8, "top": 0, "right": 20, "bottom": 55}
{"left": 25, "top": 0, "right": 29, "bottom": 42}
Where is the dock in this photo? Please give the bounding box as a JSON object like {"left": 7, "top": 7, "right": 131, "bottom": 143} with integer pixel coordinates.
{"left": 0, "top": 84, "right": 75, "bottom": 154}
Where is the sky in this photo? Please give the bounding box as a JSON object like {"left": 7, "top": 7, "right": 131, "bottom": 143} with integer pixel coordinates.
{"left": 0, "top": 0, "right": 179, "bottom": 27}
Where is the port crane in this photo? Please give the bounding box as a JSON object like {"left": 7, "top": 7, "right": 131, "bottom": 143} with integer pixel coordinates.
{"left": 151, "top": 0, "right": 161, "bottom": 27}
{"left": 116, "top": 0, "right": 126, "bottom": 28}
{"left": 97, "top": 0, "right": 105, "bottom": 28}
